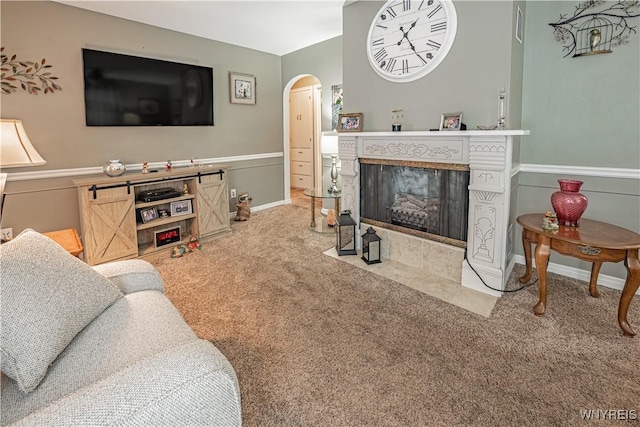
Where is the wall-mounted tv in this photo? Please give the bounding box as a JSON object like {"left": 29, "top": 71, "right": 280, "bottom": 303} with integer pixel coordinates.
{"left": 82, "top": 49, "right": 213, "bottom": 126}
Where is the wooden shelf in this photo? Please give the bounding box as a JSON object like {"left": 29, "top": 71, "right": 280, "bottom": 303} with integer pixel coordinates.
{"left": 138, "top": 237, "right": 192, "bottom": 257}
{"left": 135, "top": 194, "right": 195, "bottom": 209}
{"left": 136, "top": 213, "right": 196, "bottom": 231}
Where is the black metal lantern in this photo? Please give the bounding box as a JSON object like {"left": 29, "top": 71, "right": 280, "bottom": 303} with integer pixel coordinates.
{"left": 336, "top": 210, "right": 357, "bottom": 256}
{"left": 361, "top": 227, "right": 382, "bottom": 264}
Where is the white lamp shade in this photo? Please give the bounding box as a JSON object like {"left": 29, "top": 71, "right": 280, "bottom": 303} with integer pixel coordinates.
{"left": 320, "top": 131, "right": 339, "bottom": 154}
{"left": 1, "top": 119, "right": 46, "bottom": 168}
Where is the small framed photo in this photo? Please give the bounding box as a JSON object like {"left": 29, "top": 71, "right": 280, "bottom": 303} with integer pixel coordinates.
{"left": 140, "top": 206, "right": 159, "bottom": 224}
{"left": 170, "top": 199, "right": 193, "bottom": 216}
{"left": 229, "top": 72, "right": 256, "bottom": 105}
{"left": 337, "top": 113, "right": 363, "bottom": 132}
{"left": 440, "top": 112, "right": 463, "bottom": 131}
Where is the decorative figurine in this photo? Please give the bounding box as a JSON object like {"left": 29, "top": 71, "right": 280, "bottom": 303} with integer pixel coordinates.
{"left": 542, "top": 211, "right": 559, "bottom": 231}
{"left": 166, "top": 160, "right": 172, "bottom": 171}
{"left": 158, "top": 209, "right": 169, "bottom": 218}
{"left": 187, "top": 236, "right": 201, "bottom": 251}
{"left": 234, "top": 193, "right": 252, "bottom": 221}
{"left": 183, "top": 183, "right": 189, "bottom": 195}
{"left": 327, "top": 209, "right": 337, "bottom": 227}
{"left": 141, "top": 162, "right": 149, "bottom": 174}
{"left": 170, "top": 245, "right": 186, "bottom": 258}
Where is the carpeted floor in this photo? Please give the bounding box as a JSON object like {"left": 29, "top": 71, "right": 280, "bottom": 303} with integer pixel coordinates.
{"left": 151, "top": 204, "right": 640, "bottom": 427}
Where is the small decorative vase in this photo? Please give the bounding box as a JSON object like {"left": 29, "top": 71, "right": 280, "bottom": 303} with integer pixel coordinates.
{"left": 551, "top": 179, "right": 588, "bottom": 227}
{"left": 103, "top": 160, "right": 126, "bottom": 177}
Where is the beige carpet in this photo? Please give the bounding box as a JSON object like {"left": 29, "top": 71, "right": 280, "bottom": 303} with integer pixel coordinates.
{"left": 151, "top": 204, "right": 640, "bottom": 426}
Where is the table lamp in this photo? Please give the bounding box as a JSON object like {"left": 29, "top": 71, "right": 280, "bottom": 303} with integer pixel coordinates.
{"left": 0, "top": 119, "right": 47, "bottom": 220}
{"left": 320, "top": 131, "right": 339, "bottom": 196}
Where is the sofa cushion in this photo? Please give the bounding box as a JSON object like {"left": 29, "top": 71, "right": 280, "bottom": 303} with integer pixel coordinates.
{"left": 2, "top": 290, "right": 199, "bottom": 424}
{"left": 0, "top": 229, "right": 123, "bottom": 394}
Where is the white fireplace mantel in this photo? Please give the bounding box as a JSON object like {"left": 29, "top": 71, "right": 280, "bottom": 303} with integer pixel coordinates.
{"left": 338, "top": 130, "right": 530, "bottom": 297}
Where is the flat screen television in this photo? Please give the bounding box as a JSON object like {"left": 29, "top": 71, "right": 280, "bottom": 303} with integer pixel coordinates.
{"left": 82, "top": 49, "right": 213, "bottom": 126}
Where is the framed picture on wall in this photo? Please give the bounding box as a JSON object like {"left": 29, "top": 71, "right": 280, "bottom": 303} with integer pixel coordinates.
{"left": 229, "top": 72, "right": 256, "bottom": 105}
{"left": 337, "top": 113, "right": 363, "bottom": 132}
{"left": 439, "top": 112, "right": 463, "bottom": 131}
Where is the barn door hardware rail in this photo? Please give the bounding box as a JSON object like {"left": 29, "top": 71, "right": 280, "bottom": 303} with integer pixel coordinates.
{"left": 88, "top": 169, "right": 225, "bottom": 199}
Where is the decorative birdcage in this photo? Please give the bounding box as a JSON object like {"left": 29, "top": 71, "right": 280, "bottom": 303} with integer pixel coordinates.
{"left": 573, "top": 16, "right": 613, "bottom": 57}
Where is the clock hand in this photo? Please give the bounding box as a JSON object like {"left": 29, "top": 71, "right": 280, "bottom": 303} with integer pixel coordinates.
{"left": 410, "top": 43, "right": 427, "bottom": 64}
{"left": 397, "top": 18, "right": 420, "bottom": 46}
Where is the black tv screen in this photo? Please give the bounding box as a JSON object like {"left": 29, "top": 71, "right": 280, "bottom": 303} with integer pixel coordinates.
{"left": 82, "top": 49, "right": 213, "bottom": 126}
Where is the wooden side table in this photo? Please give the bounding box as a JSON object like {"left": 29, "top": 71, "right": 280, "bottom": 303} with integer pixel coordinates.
{"left": 44, "top": 228, "right": 84, "bottom": 257}
{"left": 517, "top": 213, "right": 640, "bottom": 336}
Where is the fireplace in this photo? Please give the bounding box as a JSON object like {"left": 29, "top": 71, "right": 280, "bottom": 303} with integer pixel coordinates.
{"left": 337, "top": 130, "right": 528, "bottom": 296}
{"left": 360, "top": 159, "right": 469, "bottom": 246}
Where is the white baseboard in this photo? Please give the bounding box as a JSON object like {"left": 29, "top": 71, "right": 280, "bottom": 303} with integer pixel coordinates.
{"left": 513, "top": 254, "right": 639, "bottom": 295}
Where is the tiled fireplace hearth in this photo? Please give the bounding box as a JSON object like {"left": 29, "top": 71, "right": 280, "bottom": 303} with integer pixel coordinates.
{"left": 338, "top": 130, "right": 529, "bottom": 297}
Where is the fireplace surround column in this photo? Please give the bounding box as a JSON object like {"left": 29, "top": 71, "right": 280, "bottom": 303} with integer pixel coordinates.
{"left": 338, "top": 130, "right": 529, "bottom": 297}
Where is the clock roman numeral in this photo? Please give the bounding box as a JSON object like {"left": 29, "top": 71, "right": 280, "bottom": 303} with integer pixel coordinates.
{"left": 418, "top": 0, "right": 425, "bottom": 10}
{"left": 402, "top": 0, "right": 411, "bottom": 12}
{"left": 376, "top": 24, "right": 388, "bottom": 30}
{"left": 372, "top": 38, "right": 384, "bottom": 47}
{"left": 402, "top": 59, "right": 409, "bottom": 74}
{"left": 427, "top": 39, "right": 441, "bottom": 49}
{"left": 431, "top": 22, "right": 446, "bottom": 32}
{"left": 427, "top": 4, "right": 442, "bottom": 18}
{"left": 386, "top": 6, "right": 397, "bottom": 18}
{"left": 374, "top": 48, "right": 388, "bottom": 63}
{"left": 385, "top": 58, "right": 397, "bottom": 72}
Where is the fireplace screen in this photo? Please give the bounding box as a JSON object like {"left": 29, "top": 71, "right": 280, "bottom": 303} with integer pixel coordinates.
{"left": 360, "top": 162, "right": 469, "bottom": 244}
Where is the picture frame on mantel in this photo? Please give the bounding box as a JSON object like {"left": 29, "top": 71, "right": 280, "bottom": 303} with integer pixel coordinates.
{"left": 229, "top": 72, "right": 256, "bottom": 105}
{"left": 439, "top": 112, "right": 463, "bottom": 131}
{"left": 337, "top": 113, "right": 363, "bottom": 132}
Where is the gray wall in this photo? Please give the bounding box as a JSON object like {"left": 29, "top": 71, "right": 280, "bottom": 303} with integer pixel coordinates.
{"left": 341, "top": 0, "right": 639, "bottom": 281}
{"left": 343, "top": 1, "right": 521, "bottom": 131}
{"left": 1, "top": 1, "right": 285, "bottom": 234}
{"left": 517, "top": 1, "right": 640, "bottom": 279}
{"left": 282, "top": 36, "right": 344, "bottom": 205}
{"left": 282, "top": 36, "right": 343, "bottom": 133}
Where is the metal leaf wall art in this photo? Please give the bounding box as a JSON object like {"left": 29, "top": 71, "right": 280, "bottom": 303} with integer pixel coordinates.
{"left": 1, "top": 47, "right": 62, "bottom": 95}
{"left": 549, "top": 1, "right": 640, "bottom": 58}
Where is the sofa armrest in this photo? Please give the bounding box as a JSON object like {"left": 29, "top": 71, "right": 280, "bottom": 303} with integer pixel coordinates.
{"left": 92, "top": 259, "right": 164, "bottom": 294}
{"left": 7, "top": 340, "right": 242, "bottom": 427}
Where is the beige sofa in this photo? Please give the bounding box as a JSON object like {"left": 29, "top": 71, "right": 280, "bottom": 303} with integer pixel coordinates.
{"left": 1, "top": 229, "right": 241, "bottom": 426}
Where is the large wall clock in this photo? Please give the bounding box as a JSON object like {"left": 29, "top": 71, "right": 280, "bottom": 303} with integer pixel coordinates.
{"left": 367, "top": 0, "right": 458, "bottom": 83}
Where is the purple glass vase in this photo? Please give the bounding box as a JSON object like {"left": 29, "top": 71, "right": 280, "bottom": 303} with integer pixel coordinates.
{"left": 551, "top": 179, "right": 588, "bottom": 227}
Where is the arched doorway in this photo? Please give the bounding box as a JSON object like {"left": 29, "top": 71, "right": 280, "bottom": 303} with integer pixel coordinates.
{"left": 282, "top": 75, "right": 322, "bottom": 205}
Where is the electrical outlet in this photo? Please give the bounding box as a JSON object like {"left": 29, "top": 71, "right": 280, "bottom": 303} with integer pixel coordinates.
{"left": 230, "top": 188, "right": 237, "bottom": 198}
{"left": 1, "top": 228, "right": 13, "bottom": 241}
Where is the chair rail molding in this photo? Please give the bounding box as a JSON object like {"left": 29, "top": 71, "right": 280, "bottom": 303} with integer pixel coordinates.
{"left": 5, "top": 152, "right": 284, "bottom": 182}
{"left": 518, "top": 163, "right": 640, "bottom": 180}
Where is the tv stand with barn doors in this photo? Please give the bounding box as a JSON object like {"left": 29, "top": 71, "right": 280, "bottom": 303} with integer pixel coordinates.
{"left": 74, "top": 165, "right": 230, "bottom": 265}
